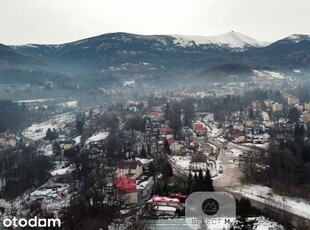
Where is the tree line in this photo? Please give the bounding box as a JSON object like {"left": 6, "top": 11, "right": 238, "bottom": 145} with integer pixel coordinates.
{"left": 0, "top": 145, "right": 53, "bottom": 199}
{"left": 0, "top": 100, "right": 28, "bottom": 132}
{"left": 243, "top": 126, "right": 310, "bottom": 199}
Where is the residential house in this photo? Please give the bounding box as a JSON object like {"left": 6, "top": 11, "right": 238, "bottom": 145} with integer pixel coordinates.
{"left": 244, "top": 120, "right": 253, "bottom": 127}
{"left": 303, "top": 112, "right": 310, "bottom": 124}
{"left": 193, "top": 123, "right": 206, "bottom": 136}
{"left": 264, "top": 99, "right": 274, "bottom": 109}
{"left": 253, "top": 135, "right": 265, "bottom": 144}
{"left": 50, "top": 163, "right": 75, "bottom": 183}
{"left": 117, "top": 160, "right": 143, "bottom": 179}
{"left": 0, "top": 130, "right": 16, "bottom": 147}
{"left": 169, "top": 141, "right": 183, "bottom": 154}
{"left": 146, "top": 195, "right": 180, "bottom": 216}
{"left": 134, "top": 142, "right": 147, "bottom": 153}
{"left": 293, "top": 104, "right": 303, "bottom": 112}
{"left": 304, "top": 102, "right": 310, "bottom": 111}
{"left": 113, "top": 176, "right": 138, "bottom": 204}
{"left": 252, "top": 100, "right": 261, "bottom": 112}
{"left": 158, "top": 127, "right": 173, "bottom": 136}
{"left": 190, "top": 152, "right": 208, "bottom": 172}
{"left": 148, "top": 111, "right": 165, "bottom": 122}
{"left": 61, "top": 140, "right": 75, "bottom": 150}
{"left": 272, "top": 103, "right": 283, "bottom": 112}
{"left": 252, "top": 125, "right": 265, "bottom": 135}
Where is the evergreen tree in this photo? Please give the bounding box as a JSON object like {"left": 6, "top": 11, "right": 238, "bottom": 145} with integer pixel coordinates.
{"left": 231, "top": 198, "right": 258, "bottom": 230}
{"left": 165, "top": 101, "right": 170, "bottom": 120}
{"left": 204, "top": 169, "right": 214, "bottom": 191}
{"left": 162, "top": 162, "right": 173, "bottom": 179}
{"left": 44, "top": 128, "right": 58, "bottom": 141}
{"left": 76, "top": 120, "right": 84, "bottom": 135}
{"left": 164, "top": 139, "right": 171, "bottom": 154}
{"left": 187, "top": 170, "right": 193, "bottom": 194}
{"left": 45, "top": 128, "right": 53, "bottom": 140}
{"left": 249, "top": 107, "right": 254, "bottom": 119}
{"left": 52, "top": 142, "right": 62, "bottom": 156}
{"left": 288, "top": 107, "right": 300, "bottom": 124}
{"left": 163, "top": 182, "right": 168, "bottom": 195}
{"left": 198, "top": 169, "right": 204, "bottom": 191}
{"left": 140, "top": 146, "right": 147, "bottom": 158}
{"left": 149, "top": 161, "right": 156, "bottom": 178}
{"left": 190, "top": 172, "right": 199, "bottom": 193}
{"left": 230, "top": 216, "right": 257, "bottom": 230}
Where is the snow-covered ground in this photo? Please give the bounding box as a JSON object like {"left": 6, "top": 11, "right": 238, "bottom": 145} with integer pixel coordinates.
{"left": 253, "top": 70, "right": 285, "bottom": 79}
{"left": 135, "top": 158, "right": 153, "bottom": 165}
{"left": 203, "top": 113, "right": 222, "bottom": 137}
{"left": 22, "top": 112, "right": 75, "bottom": 141}
{"left": 38, "top": 143, "right": 53, "bottom": 156}
{"left": 14, "top": 98, "right": 53, "bottom": 103}
{"left": 0, "top": 199, "right": 10, "bottom": 210}
{"left": 73, "top": 135, "right": 81, "bottom": 145}
{"left": 57, "top": 100, "right": 78, "bottom": 108}
{"left": 86, "top": 131, "right": 109, "bottom": 144}
{"left": 232, "top": 185, "right": 310, "bottom": 220}
{"left": 242, "top": 142, "right": 269, "bottom": 149}
{"left": 228, "top": 148, "right": 243, "bottom": 157}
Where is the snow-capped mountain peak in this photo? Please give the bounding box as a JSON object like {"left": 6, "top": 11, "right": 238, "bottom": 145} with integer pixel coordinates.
{"left": 286, "top": 34, "right": 310, "bottom": 43}
{"left": 172, "top": 31, "right": 269, "bottom": 49}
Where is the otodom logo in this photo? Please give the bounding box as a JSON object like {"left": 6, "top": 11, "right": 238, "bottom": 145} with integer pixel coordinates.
{"left": 2, "top": 217, "right": 61, "bottom": 228}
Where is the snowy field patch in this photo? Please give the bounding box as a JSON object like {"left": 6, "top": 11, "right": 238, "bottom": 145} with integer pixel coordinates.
{"left": 22, "top": 112, "right": 75, "bottom": 141}
{"left": 232, "top": 184, "right": 310, "bottom": 220}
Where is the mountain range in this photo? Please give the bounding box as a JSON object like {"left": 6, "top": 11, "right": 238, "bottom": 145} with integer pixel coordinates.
{"left": 1, "top": 31, "right": 310, "bottom": 84}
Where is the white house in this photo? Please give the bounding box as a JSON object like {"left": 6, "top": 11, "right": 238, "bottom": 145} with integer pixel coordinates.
{"left": 190, "top": 152, "right": 208, "bottom": 172}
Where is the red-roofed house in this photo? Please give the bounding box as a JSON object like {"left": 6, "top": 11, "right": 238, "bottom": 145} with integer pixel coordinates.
{"left": 158, "top": 127, "right": 173, "bottom": 135}
{"left": 167, "top": 137, "right": 175, "bottom": 146}
{"left": 146, "top": 195, "right": 180, "bottom": 216}
{"left": 0, "top": 130, "right": 16, "bottom": 147}
{"left": 169, "top": 193, "right": 187, "bottom": 203}
{"left": 148, "top": 111, "right": 164, "bottom": 118}
{"left": 193, "top": 123, "right": 206, "bottom": 136}
{"left": 117, "top": 160, "right": 143, "bottom": 179}
{"left": 169, "top": 140, "right": 183, "bottom": 154}
{"left": 113, "top": 176, "right": 138, "bottom": 204}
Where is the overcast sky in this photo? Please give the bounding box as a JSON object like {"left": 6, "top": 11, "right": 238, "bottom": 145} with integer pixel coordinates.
{"left": 1, "top": 0, "right": 309, "bottom": 45}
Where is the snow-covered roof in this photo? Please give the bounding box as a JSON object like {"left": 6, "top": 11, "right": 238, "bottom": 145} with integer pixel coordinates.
{"left": 50, "top": 165, "right": 75, "bottom": 176}
{"left": 153, "top": 206, "right": 176, "bottom": 212}
{"left": 146, "top": 195, "right": 180, "bottom": 204}
{"left": 86, "top": 131, "right": 109, "bottom": 144}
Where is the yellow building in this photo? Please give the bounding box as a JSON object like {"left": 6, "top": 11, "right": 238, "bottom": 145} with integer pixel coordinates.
{"left": 303, "top": 112, "right": 310, "bottom": 124}
{"left": 304, "top": 103, "right": 310, "bottom": 111}
{"left": 245, "top": 120, "right": 253, "bottom": 127}
{"left": 272, "top": 103, "right": 283, "bottom": 112}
